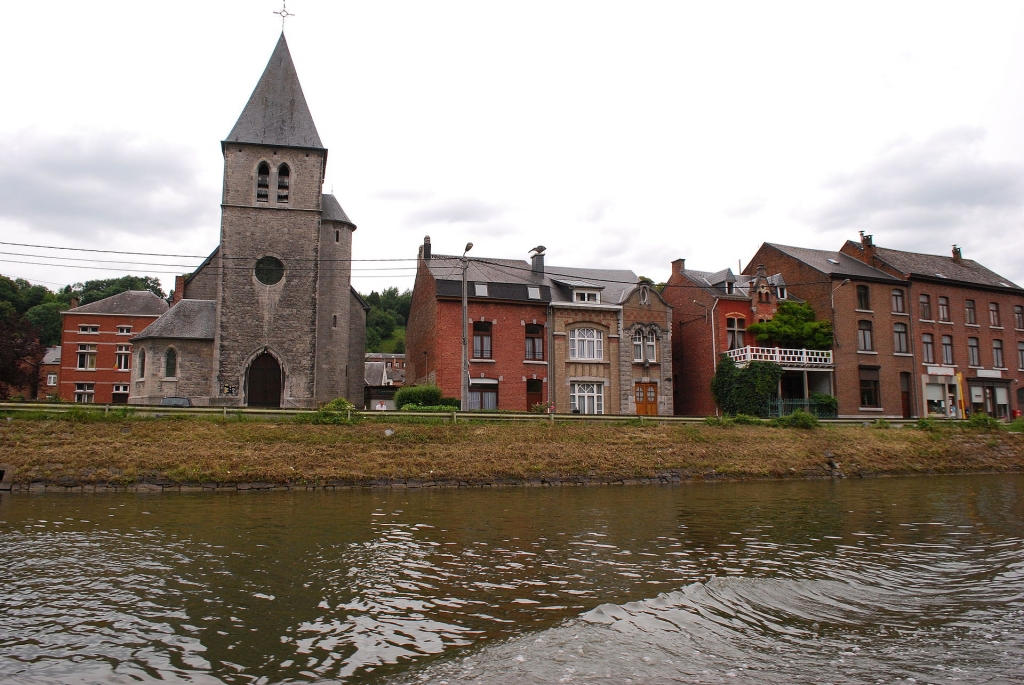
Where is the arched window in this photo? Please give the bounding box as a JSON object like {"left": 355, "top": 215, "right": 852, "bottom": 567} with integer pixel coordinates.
{"left": 633, "top": 330, "right": 644, "bottom": 361}
{"left": 277, "top": 164, "right": 290, "bottom": 203}
{"left": 646, "top": 330, "right": 657, "bottom": 361}
{"left": 569, "top": 328, "right": 603, "bottom": 360}
{"left": 256, "top": 162, "right": 270, "bottom": 202}
{"left": 165, "top": 348, "right": 177, "bottom": 378}
{"left": 138, "top": 348, "right": 146, "bottom": 377}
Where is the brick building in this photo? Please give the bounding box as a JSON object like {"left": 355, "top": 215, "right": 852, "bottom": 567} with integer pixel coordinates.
{"left": 60, "top": 290, "right": 168, "bottom": 403}
{"left": 130, "top": 34, "right": 366, "bottom": 407}
{"left": 406, "top": 239, "right": 673, "bottom": 414}
{"left": 38, "top": 346, "right": 61, "bottom": 400}
{"left": 841, "top": 235, "right": 1024, "bottom": 418}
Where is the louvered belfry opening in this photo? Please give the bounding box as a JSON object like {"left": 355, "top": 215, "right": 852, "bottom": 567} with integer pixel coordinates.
{"left": 248, "top": 352, "right": 282, "bottom": 407}
{"left": 256, "top": 162, "right": 270, "bottom": 202}
{"left": 277, "top": 164, "right": 289, "bottom": 203}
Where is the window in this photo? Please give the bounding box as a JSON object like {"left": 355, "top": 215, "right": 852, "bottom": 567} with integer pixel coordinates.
{"left": 525, "top": 324, "right": 544, "bottom": 360}
{"left": 859, "top": 368, "right": 880, "bottom": 408}
{"left": 922, "top": 334, "right": 934, "bottom": 364}
{"left": 919, "top": 294, "right": 932, "bottom": 320}
{"left": 570, "top": 382, "right": 604, "bottom": 414}
{"left": 472, "top": 321, "right": 492, "bottom": 359}
{"left": 256, "top": 162, "right": 270, "bottom": 202}
{"left": 938, "top": 296, "right": 950, "bottom": 322}
{"left": 569, "top": 328, "right": 603, "bottom": 360}
{"left": 857, "top": 320, "right": 874, "bottom": 351}
{"left": 646, "top": 330, "right": 657, "bottom": 362}
{"left": 335, "top": 230, "right": 340, "bottom": 243}
{"left": 993, "top": 340, "right": 1004, "bottom": 368}
{"left": 574, "top": 291, "right": 599, "bottom": 303}
{"left": 726, "top": 318, "right": 746, "bottom": 350}
{"left": 1018, "top": 341, "right": 1024, "bottom": 370}
{"left": 968, "top": 337, "right": 980, "bottom": 366}
{"left": 776, "top": 286, "right": 787, "bottom": 300}
{"left": 46, "top": 373, "right": 57, "bottom": 386}
{"left": 989, "top": 302, "right": 1001, "bottom": 327}
{"left": 891, "top": 289, "right": 905, "bottom": 313}
{"left": 165, "top": 348, "right": 177, "bottom": 378}
{"left": 77, "top": 344, "right": 97, "bottom": 370}
{"left": 112, "top": 384, "right": 129, "bottom": 394}
{"left": 1016, "top": 305, "right": 1024, "bottom": 329}
{"left": 942, "top": 335, "right": 954, "bottom": 365}
{"left": 117, "top": 325, "right": 132, "bottom": 335}
{"left": 332, "top": 314, "right": 337, "bottom": 328}
{"left": 856, "top": 285, "right": 871, "bottom": 310}
{"left": 633, "top": 330, "right": 644, "bottom": 361}
{"left": 74, "top": 383, "right": 95, "bottom": 403}
{"left": 474, "top": 283, "right": 488, "bottom": 297}
{"left": 138, "top": 348, "right": 146, "bottom": 377}
{"left": 79, "top": 324, "right": 99, "bottom": 334}
{"left": 893, "top": 323, "right": 908, "bottom": 353}
{"left": 965, "top": 300, "right": 977, "bottom": 324}
{"left": 467, "top": 385, "right": 497, "bottom": 410}
{"left": 527, "top": 286, "right": 541, "bottom": 299}
{"left": 255, "top": 256, "right": 284, "bottom": 285}
{"left": 115, "top": 345, "right": 131, "bottom": 370}
{"left": 277, "top": 164, "right": 289, "bottom": 203}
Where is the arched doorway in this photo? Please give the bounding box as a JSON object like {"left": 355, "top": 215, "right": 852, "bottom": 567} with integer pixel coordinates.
{"left": 247, "top": 353, "right": 282, "bottom": 407}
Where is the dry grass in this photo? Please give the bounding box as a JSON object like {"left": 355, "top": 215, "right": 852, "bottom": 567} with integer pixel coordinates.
{"left": 2, "top": 416, "right": 1022, "bottom": 486}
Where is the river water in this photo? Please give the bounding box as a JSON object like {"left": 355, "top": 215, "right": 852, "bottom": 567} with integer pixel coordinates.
{"left": 1, "top": 475, "right": 1023, "bottom": 684}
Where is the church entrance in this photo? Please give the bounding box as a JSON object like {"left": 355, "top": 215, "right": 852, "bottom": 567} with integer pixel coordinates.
{"left": 248, "top": 353, "right": 282, "bottom": 408}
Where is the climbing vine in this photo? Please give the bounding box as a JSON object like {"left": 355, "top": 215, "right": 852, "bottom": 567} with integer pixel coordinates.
{"left": 710, "top": 355, "right": 784, "bottom": 417}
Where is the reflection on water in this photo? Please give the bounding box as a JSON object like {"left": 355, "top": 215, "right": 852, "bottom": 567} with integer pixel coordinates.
{"left": 1, "top": 475, "right": 1022, "bottom": 683}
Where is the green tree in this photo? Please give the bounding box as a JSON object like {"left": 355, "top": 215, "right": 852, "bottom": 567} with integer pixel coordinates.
{"left": 24, "top": 302, "right": 64, "bottom": 347}
{"left": 365, "top": 327, "right": 382, "bottom": 352}
{"left": 0, "top": 305, "right": 44, "bottom": 399}
{"left": 746, "top": 301, "right": 833, "bottom": 350}
{"left": 367, "top": 306, "right": 397, "bottom": 339}
{"left": 73, "top": 275, "right": 165, "bottom": 305}
{"left": 393, "top": 339, "right": 405, "bottom": 354}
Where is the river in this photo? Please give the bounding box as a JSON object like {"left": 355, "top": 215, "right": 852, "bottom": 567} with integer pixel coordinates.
{"left": 1, "top": 475, "right": 1022, "bottom": 684}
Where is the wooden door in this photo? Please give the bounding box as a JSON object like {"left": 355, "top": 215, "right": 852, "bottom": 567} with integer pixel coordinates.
{"left": 526, "top": 379, "right": 543, "bottom": 411}
{"left": 248, "top": 353, "right": 282, "bottom": 408}
{"left": 635, "top": 383, "right": 658, "bottom": 415}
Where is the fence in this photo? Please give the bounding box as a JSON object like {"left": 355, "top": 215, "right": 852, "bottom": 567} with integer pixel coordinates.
{"left": 767, "top": 398, "right": 837, "bottom": 419}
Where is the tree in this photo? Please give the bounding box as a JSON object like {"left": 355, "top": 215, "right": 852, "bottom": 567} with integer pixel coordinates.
{"left": 365, "top": 328, "right": 382, "bottom": 352}
{"left": 746, "top": 301, "right": 833, "bottom": 350}
{"left": 367, "top": 306, "right": 396, "bottom": 339}
{"left": 0, "top": 305, "right": 44, "bottom": 399}
{"left": 393, "top": 339, "right": 405, "bottom": 354}
{"left": 24, "top": 302, "right": 64, "bottom": 347}
{"left": 72, "top": 276, "right": 165, "bottom": 306}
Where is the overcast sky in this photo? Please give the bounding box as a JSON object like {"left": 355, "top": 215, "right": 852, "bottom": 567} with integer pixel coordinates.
{"left": 4, "top": 1, "right": 1024, "bottom": 295}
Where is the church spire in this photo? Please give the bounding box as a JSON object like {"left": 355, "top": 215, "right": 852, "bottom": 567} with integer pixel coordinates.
{"left": 225, "top": 33, "right": 323, "bottom": 149}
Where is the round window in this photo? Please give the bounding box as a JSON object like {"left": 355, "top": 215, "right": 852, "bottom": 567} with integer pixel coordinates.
{"left": 254, "top": 256, "right": 284, "bottom": 285}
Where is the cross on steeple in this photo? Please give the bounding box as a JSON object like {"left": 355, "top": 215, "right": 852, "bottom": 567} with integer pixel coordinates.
{"left": 273, "top": 1, "right": 295, "bottom": 30}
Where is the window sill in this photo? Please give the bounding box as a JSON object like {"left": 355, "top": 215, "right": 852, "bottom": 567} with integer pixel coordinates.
{"left": 893, "top": 353, "right": 914, "bottom": 357}
{"left": 891, "top": 311, "right": 909, "bottom": 316}
{"left": 855, "top": 309, "right": 874, "bottom": 314}
{"left": 994, "top": 367, "right": 1009, "bottom": 371}
{"left": 857, "top": 350, "right": 879, "bottom": 355}
{"left": 858, "top": 407, "right": 884, "bottom": 412}
{"left": 968, "top": 365, "right": 983, "bottom": 369}
{"left": 568, "top": 359, "right": 610, "bottom": 364}
{"left": 470, "top": 359, "right": 496, "bottom": 364}
{"left": 965, "top": 323, "right": 980, "bottom": 328}
{"left": 1016, "top": 328, "right": 1024, "bottom": 333}
{"left": 75, "top": 368, "right": 97, "bottom": 372}
{"left": 523, "top": 360, "right": 548, "bottom": 365}
{"left": 163, "top": 377, "right": 178, "bottom": 381}
{"left": 990, "top": 326, "right": 1004, "bottom": 330}
{"left": 919, "top": 319, "right": 936, "bottom": 324}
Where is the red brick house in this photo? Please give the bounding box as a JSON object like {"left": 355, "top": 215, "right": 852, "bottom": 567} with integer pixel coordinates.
{"left": 38, "top": 346, "right": 61, "bottom": 400}
{"left": 841, "top": 235, "right": 1024, "bottom": 419}
{"left": 60, "top": 291, "right": 168, "bottom": 403}
{"left": 406, "top": 238, "right": 674, "bottom": 414}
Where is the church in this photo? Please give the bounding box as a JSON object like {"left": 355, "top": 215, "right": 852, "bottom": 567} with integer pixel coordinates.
{"left": 131, "top": 34, "right": 367, "bottom": 408}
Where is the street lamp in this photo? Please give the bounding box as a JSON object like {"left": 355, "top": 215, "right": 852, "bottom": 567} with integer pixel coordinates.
{"left": 461, "top": 242, "right": 473, "bottom": 410}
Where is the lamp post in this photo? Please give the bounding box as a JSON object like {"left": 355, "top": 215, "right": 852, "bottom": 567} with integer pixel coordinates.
{"left": 461, "top": 242, "right": 473, "bottom": 410}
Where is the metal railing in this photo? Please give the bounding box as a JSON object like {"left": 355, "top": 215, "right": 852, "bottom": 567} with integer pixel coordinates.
{"left": 767, "top": 398, "right": 838, "bottom": 419}
{"left": 725, "top": 346, "right": 833, "bottom": 367}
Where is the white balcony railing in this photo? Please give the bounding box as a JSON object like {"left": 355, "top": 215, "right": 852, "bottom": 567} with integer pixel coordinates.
{"left": 725, "top": 346, "right": 833, "bottom": 368}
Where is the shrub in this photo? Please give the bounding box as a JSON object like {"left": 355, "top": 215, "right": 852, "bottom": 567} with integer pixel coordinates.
{"left": 733, "top": 414, "right": 764, "bottom": 425}
{"left": 399, "top": 404, "right": 458, "bottom": 412}
{"left": 965, "top": 412, "right": 1001, "bottom": 430}
{"left": 704, "top": 416, "right": 734, "bottom": 427}
{"left": 770, "top": 409, "right": 819, "bottom": 429}
{"left": 530, "top": 401, "right": 553, "bottom": 413}
{"left": 711, "top": 355, "right": 784, "bottom": 417}
{"left": 1008, "top": 417, "right": 1024, "bottom": 433}
{"left": 874, "top": 418, "right": 891, "bottom": 429}
{"left": 394, "top": 385, "right": 442, "bottom": 409}
{"left": 322, "top": 397, "right": 355, "bottom": 412}
{"left": 916, "top": 417, "right": 941, "bottom": 431}
{"left": 809, "top": 393, "right": 838, "bottom": 413}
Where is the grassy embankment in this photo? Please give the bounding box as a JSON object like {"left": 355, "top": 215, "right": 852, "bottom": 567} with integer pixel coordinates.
{"left": 2, "top": 412, "right": 1023, "bottom": 487}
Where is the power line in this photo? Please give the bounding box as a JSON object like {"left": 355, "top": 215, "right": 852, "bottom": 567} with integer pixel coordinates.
{"left": 0, "top": 241, "right": 418, "bottom": 262}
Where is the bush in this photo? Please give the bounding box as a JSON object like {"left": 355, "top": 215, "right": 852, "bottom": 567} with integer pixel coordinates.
{"left": 394, "top": 385, "right": 442, "bottom": 409}
{"left": 704, "top": 416, "right": 734, "bottom": 427}
{"left": 733, "top": 414, "right": 764, "bottom": 425}
{"left": 965, "top": 412, "right": 1001, "bottom": 430}
{"left": 321, "top": 397, "right": 355, "bottom": 412}
{"left": 710, "top": 355, "right": 784, "bottom": 417}
{"left": 399, "top": 404, "right": 458, "bottom": 412}
{"left": 809, "top": 393, "right": 839, "bottom": 413}
{"left": 916, "top": 417, "right": 941, "bottom": 431}
{"left": 530, "top": 402, "right": 553, "bottom": 413}
{"left": 1008, "top": 417, "right": 1024, "bottom": 433}
{"left": 769, "top": 409, "right": 819, "bottom": 429}
{"left": 874, "top": 418, "right": 891, "bottom": 429}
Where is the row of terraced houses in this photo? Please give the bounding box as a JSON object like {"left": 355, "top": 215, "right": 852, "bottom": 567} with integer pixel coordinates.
{"left": 406, "top": 233, "right": 1024, "bottom": 419}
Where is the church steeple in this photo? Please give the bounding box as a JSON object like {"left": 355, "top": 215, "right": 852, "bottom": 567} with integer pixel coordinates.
{"left": 225, "top": 33, "right": 323, "bottom": 149}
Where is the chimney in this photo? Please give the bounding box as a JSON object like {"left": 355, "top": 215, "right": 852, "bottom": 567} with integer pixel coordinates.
{"left": 672, "top": 258, "right": 686, "bottom": 274}
{"left": 859, "top": 231, "right": 876, "bottom": 260}
{"left": 756, "top": 263, "right": 767, "bottom": 278}
{"left": 531, "top": 251, "right": 545, "bottom": 275}
{"left": 952, "top": 245, "right": 963, "bottom": 263}
{"left": 422, "top": 235, "right": 431, "bottom": 260}
{"left": 173, "top": 275, "right": 185, "bottom": 304}
{"left": 69, "top": 297, "right": 79, "bottom": 309}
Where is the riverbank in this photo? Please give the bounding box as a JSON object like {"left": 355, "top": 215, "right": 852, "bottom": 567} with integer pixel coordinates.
{"left": 2, "top": 415, "right": 1023, "bottom": 492}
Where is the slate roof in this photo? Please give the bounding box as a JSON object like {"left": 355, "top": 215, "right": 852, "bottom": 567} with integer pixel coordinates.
{"left": 184, "top": 246, "right": 219, "bottom": 286}
{"left": 681, "top": 268, "right": 798, "bottom": 301}
{"left": 857, "top": 243, "right": 1023, "bottom": 291}
{"left": 225, "top": 33, "right": 323, "bottom": 149}
{"left": 766, "top": 243, "right": 898, "bottom": 281}
{"left": 425, "top": 255, "right": 637, "bottom": 305}
{"left": 322, "top": 194, "right": 353, "bottom": 225}
{"left": 133, "top": 300, "right": 216, "bottom": 341}
{"left": 364, "top": 361, "right": 388, "bottom": 386}
{"left": 41, "top": 346, "right": 61, "bottom": 365}
{"left": 65, "top": 290, "right": 169, "bottom": 316}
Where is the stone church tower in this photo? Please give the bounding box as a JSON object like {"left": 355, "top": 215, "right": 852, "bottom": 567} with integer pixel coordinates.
{"left": 132, "top": 34, "right": 367, "bottom": 408}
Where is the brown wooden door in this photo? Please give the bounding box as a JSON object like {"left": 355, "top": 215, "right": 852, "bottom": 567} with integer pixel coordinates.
{"left": 526, "top": 379, "right": 543, "bottom": 411}
{"left": 248, "top": 353, "right": 282, "bottom": 407}
{"left": 635, "top": 383, "right": 658, "bottom": 415}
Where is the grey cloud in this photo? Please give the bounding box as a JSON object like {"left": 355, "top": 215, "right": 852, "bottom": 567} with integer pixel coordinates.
{"left": 580, "top": 199, "right": 613, "bottom": 223}
{"left": 0, "top": 131, "right": 219, "bottom": 242}
{"left": 372, "top": 189, "right": 434, "bottom": 201}
{"left": 725, "top": 197, "right": 766, "bottom": 219}
{"left": 406, "top": 198, "right": 504, "bottom": 225}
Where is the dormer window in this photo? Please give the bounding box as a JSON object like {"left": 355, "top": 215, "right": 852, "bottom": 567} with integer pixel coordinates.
{"left": 776, "top": 286, "right": 786, "bottom": 300}
{"left": 574, "top": 291, "right": 599, "bottom": 303}
{"left": 474, "top": 283, "right": 489, "bottom": 297}
{"left": 726, "top": 282, "right": 734, "bottom": 294}
{"left": 256, "top": 162, "right": 270, "bottom": 202}
{"left": 277, "top": 164, "right": 290, "bottom": 203}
